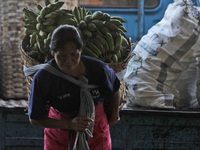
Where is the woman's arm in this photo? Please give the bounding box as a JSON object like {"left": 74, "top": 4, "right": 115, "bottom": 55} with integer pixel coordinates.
{"left": 29, "top": 116, "right": 93, "bottom": 132}
{"left": 104, "top": 91, "right": 120, "bottom": 126}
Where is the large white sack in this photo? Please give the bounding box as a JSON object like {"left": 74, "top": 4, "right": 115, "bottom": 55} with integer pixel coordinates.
{"left": 176, "top": 61, "right": 199, "bottom": 108}
{"left": 124, "top": 0, "right": 200, "bottom": 109}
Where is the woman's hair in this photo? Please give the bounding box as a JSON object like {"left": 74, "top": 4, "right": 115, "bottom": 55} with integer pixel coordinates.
{"left": 49, "top": 25, "right": 84, "bottom": 52}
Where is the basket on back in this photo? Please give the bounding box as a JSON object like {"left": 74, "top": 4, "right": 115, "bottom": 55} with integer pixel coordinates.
{"left": 20, "top": 0, "right": 134, "bottom": 109}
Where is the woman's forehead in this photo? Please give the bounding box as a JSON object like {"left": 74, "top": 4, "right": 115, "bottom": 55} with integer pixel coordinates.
{"left": 58, "top": 42, "right": 77, "bottom": 51}
{"left": 57, "top": 48, "right": 78, "bottom": 54}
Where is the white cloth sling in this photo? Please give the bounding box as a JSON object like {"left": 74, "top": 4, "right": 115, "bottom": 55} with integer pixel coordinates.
{"left": 24, "top": 63, "right": 97, "bottom": 150}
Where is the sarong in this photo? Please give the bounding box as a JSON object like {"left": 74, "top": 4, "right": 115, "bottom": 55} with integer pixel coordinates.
{"left": 44, "top": 103, "right": 111, "bottom": 150}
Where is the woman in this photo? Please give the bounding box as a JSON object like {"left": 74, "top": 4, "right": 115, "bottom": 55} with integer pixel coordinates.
{"left": 28, "top": 24, "right": 121, "bottom": 150}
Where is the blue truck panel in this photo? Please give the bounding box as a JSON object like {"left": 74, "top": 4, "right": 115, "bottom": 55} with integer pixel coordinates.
{"left": 84, "top": 0, "right": 198, "bottom": 42}
{"left": 111, "top": 107, "right": 200, "bottom": 149}
{"left": 1, "top": 107, "right": 200, "bottom": 149}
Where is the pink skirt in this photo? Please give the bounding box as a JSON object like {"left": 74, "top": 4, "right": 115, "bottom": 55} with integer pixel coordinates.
{"left": 44, "top": 103, "right": 111, "bottom": 150}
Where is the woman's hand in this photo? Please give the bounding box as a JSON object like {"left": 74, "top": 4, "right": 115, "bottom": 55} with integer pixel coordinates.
{"left": 29, "top": 116, "right": 93, "bottom": 131}
{"left": 70, "top": 116, "right": 94, "bottom": 132}
{"left": 108, "top": 113, "right": 120, "bottom": 126}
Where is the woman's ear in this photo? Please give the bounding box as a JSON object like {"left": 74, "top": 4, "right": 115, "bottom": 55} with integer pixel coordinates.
{"left": 50, "top": 50, "right": 54, "bottom": 57}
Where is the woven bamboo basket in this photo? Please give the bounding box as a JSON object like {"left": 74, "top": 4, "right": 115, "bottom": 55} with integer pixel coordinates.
{"left": 109, "top": 50, "right": 134, "bottom": 109}
{"left": 21, "top": 32, "right": 134, "bottom": 109}
{"left": 20, "top": 45, "right": 41, "bottom": 99}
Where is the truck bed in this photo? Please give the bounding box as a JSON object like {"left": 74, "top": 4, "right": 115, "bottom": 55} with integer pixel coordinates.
{"left": 0, "top": 101, "right": 200, "bottom": 150}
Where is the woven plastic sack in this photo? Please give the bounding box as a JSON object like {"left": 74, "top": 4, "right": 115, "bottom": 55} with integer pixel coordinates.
{"left": 176, "top": 61, "right": 199, "bottom": 108}
{"left": 124, "top": 0, "right": 200, "bottom": 109}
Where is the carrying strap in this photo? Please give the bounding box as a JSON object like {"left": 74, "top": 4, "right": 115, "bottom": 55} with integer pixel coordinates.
{"left": 24, "top": 64, "right": 98, "bottom": 150}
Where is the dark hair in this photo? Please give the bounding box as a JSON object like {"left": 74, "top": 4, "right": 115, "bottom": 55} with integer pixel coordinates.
{"left": 49, "top": 25, "right": 83, "bottom": 52}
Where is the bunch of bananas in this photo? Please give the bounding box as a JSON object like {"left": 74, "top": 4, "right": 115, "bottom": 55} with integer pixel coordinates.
{"left": 23, "top": 0, "right": 76, "bottom": 62}
{"left": 73, "top": 7, "right": 131, "bottom": 63}
{"left": 22, "top": 0, "right": 130, "bottom": 64}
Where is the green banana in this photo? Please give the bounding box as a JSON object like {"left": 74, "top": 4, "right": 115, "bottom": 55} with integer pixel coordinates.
{"left": 82, "top": 29, "right": 92, "bottom": 38}
{"left": 60, "top": 9, "right": 73, "bottom": 15}
{"left": 44, "top": 11, "right": 58, "bottom": 19}
{"left": 91, "top": 19, "right": 104, "bottom": 28}
{"left": 43, "top": 25, "right": 56, "bottom": 32}
{"left": 47, "top": 32, "right": 52, "bottom": 41}
{"left": 114, "top": 33, "right": 122, "bottom": 53}
{"left": 23, "top": 8, "right": 30, "bottom": 18}
{"left": 24, "top": 28, "right": 35, "bottom": 35}
{"left": 23, "top": 18, "right": 31, "bottom": 24}
{"left": 36, "top": 4, "right": 43, "bottom": 12}
{"left": 105, "top": 32, "right": 114, "bottom": 52}
{"left": 116, "top": 49, "right": 122, "bottom": 61}
{"left": 36, "top": 23, "right": 44, "bottom": 30}
{"left": 86, "top": 10, "right": 92, "bottom": 15}
{"left": 30, "top": 32, "right": 37, "bottom": 46}
{"left": 93, "top": 39, "right": 105, "bottom": 54}
{"left": 117, "top": 28, "right": 126, "bottom": 36}
{"left": 92, "top": 11, "right": 103, "bottom": 20}
{"left": 73, "top": 7, "right": 81, "bottom": 23}
{"left": 52, "top": 1, "right": 65, "bottom": 11}
{"left": 56, "top": 14, "right": 74, "bottom": 21}
{"left": 45, "top": 0, "right": 51, "bottom": 6}
{"left": 118, "top": 25, "right": 127, "bottom": 32}
{"left": 107, "top": 19, "right": 122, "bottom": 27}
{"left": 101, "top": 13, "right": 110, "bottom": 21}
{"left": 23, "top": 7, "right": 38, "bottom": 21}
{"left": 63, "top": 12, "right": 74, "bottom": 18}
{"left": 84, "top": 47, "right": 99, "bottom": 59}
{"left": 88, "top": 22, "right": 97, "bottom": 32}
{"left": 110, "top": 31, "right": 117, "bottom": 39}
{"left": 105, "top": 22, "right": 118, "bottom": 31}
{"left": 121, "top": 35, "right": 129, "bottom": 47}
{"left": 112, "top": 54, "right": 118, "bottom": 62}
{"left": 43, "top": 19, "right": 55, "bottom": 26}
{"left": 36, "top": 15, "right": 44, "bottom": 23}
{"left": 84, "top": 15, "right": 93, "bottom": 23}
{"left": 78, "top": 7, "right": 83, "bottom": 20}
{"left": 102, "top": 54, "right": 112, "bottom": 63}
{"left": 56, "top": 18, "right": 77, "bottom": 26}
{"left": 78, "top": 20, "right": 87, "bottom": 29}
{"left": 87, "top": 42, "right": 102, "bottom": 56}
{"left": 36, "top": 34, "right": 45, "bottom": 54}
{"left": 82, "top": 7, "right": 87, "bottom": 18}
{"left": 95, "top": 34, "right": 109, "bottom": 52}
{"left": 25, "top": 23, "right": 37, "bottom": 30}
{"left": 40, "top": 6, "right": 51, "bottom": 17}
{"left": 39, "top": 30, "right": 47, "bottom": 38}
{"left": 110, "top": 16, "right": 126, "bottom": 23}
{"left": 100, "top": 27, "right": 110, "bottom": 35}
{"left": 43, "top": 38, "right": 47, "bottom": 49}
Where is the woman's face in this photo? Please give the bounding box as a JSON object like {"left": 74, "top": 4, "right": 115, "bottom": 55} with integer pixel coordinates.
{"left": 51, "top": 41, "right": 82, "bottom": 74}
